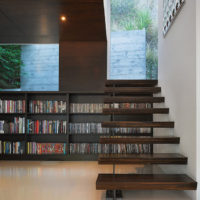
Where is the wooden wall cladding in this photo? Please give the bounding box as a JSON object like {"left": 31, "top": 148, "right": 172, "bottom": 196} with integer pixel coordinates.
{"left": 59, "top": 41, "right": 107, "bottom": 92}
{"left": 60, "top": 1, "right": 106, "bottom": 41}
{"left": 0, "top": 0, "right": 106, "bottom": 43}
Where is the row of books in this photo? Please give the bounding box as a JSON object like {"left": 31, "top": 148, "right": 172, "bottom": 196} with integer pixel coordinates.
{"left": 0, "top": 101, "right": 152, "bottom": 114}
{"left": 27, "top": 142, "right": 66, "bottom": 154}
{"left": 70, "top": 103, "right": 109, "bottom": 113}
{"left": 69, "top": 123, "right": 109, "bottom": 134}
{"left": 69, "top": 103, "right": 151, "bottom": 113}
{"left": 0, "top": 120, "right": 151, "bottom": 135}
{"left": 27, "top": 120, "right": 67, "bottom": 134}
{"left": 70, "top": 143, "right": 150, "bottom": 154}
{"left": 110, "top": 127, "right": 151, "bottom": 134}
{"left": 69, "top": 123, "right": 151, "bottom": 134}
{"left": 0, "top": 117, "right": 26, "bottom": 134}
{"left": 29, "top": 100, "right": 67, "bottom": 113}
{"left": 2, "top": 141, "right": 25, "bottom": 154}
{"left": 110, "top": 103, "right": 152, "bottom": 109}
{"left": 0, "top": 100, "right": 26, "bottom": 113}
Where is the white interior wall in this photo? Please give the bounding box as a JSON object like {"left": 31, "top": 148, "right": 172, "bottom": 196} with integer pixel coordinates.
{"left": 157, "top": 0, "right": 197, "bottom": 199}
{"left": 196, "top": 0, "right": 200, "bottom": 199}
{"left": 103, "top": 0, "right": 111, "bottom": 79}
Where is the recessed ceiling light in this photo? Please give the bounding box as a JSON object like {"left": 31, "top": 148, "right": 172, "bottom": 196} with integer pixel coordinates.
{"left": 60, "top": 16, "right": 67, "bottom": 22}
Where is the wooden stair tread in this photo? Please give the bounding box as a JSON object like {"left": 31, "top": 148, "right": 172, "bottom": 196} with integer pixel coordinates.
{"left": 96, "top": 174, "right": 197, "bottom": 190}
{"left": 105, "top": 80, "right": 158, "bottom": 87}
{"left": 105, "top": 87, "right": 161, "bottom": 94}
{"left": 100, "top": 136, "right": 180, "bottom": 144}
{"left": 98, "top": 153, "right": 187, "bottom": 165}
{"left": 102, "top": 121, "right": 174, "bottom": 128}
{"left": 103, "top": 108, "right": 169, "bottom": 115}
{"left": 104, "top": 96, "right": 165, "bottom": 103}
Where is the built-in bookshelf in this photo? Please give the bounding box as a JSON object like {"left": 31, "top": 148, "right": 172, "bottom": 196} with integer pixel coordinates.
{"left": 0, "top": 91, "right": 153, "bottom": 160}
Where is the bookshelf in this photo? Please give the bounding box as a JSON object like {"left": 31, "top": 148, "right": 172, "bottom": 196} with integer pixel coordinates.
{"left": 0, "top": 91, "right": 153, "bottom": 161}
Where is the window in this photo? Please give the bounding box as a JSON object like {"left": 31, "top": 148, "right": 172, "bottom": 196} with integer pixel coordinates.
{"left": 109, "top": 0, "right": 158, "bottom": 79}
{"left": 0, "top": 44, "right": 59, "bottom": 91}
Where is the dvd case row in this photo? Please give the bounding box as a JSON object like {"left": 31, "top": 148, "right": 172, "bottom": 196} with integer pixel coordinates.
{"left": 69, "top": 123, "right": 151, "bottom": 134}
{"left": 0, "top": 120, "right": 151, "bottom": 135}
{"left": 69, "top": 103, "right": 151, "bottom": 113}
{"left": 0, "top": 101, "right": 151, "bottom": 114}
{"left": 0, "top": 142, "right": 151, "bottom": 155}
{"left": 27, "top": 142, "right": 66, "bottom": 154}
{"left": 69, "top": 123, "right": 109, "bottom": 134}
{"left": 29, "top": 100, "right": 67, "bottom": 113}
{"left": 70, "top": 103, "right": 109, "bottom": 113}
{"left": 110, "top": 103, "right": 152, "bottom": 109}
{"left": 27, "top": 120, "right": 67, "bottom": 134}
{"left": 0, "top": 100, "right": 25, "bottom": 113}
{"left": 70, "top": 143, "right": 150, "bottom": 154}
{"left": 110, "top": 127, "right": 151, "bottom": 134}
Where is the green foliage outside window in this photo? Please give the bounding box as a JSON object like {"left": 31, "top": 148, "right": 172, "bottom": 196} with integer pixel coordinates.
{"left": 0, "top": 45, "right": 22, "bottom": 89}
{"left": 111, "top": 0, "right": 158, "bottom": 79}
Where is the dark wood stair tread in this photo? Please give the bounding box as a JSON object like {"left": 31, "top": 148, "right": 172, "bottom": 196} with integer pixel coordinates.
{"left": 104, "top": 96, "right": 165, "bottom": 103}
{"left": 98, "top": 153, "right": 187, "bottom": 165}
{"left": 102, "top": 121, "right": 174, "bottom": 128}
{"left": 103, "top": 108, "right": 169, "bottom": 115}
{"left": 105, "top": 80, "right": 158, "bottom": 87}
{"left": 105, "top": 87, "right": 161, "bottom": 94}
{"left": 96, "top": 174, "right": 197, "bottom": 190}
{"left": 100, "top": 136, "right": 180, "bottom": 144}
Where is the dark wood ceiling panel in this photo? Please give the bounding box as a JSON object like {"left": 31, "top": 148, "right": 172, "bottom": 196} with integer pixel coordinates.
{"left": 0, "top": 0, "right": 106, "bottom": 43}
{"left": 0, "top": 10, "right": 23, "bottom": 37}
{"left": 0, "top": 0, "right": 60, "bottom": 42}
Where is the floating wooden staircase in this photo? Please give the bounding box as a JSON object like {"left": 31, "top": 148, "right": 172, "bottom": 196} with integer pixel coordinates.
{"left": 96, "top": 80, "right": 197, "bottom": 199}
{"left": 98, "top": 153, "right": 187, "bottom": 165}
{"left": 97, "top": 174, "right": 196, "bottom": 190}
{"left": 99, "top": 136, "right": 180, "bottom": 144}
{"left": 103, "top": 108, "right": 169, "bottom": 114}
{"left": 102, "top": 121, "right": 174, "bottom": 128}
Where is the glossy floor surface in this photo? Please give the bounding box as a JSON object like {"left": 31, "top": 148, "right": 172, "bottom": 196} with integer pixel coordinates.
{"left": 0, "top": 161, "right": 192, "bottom": 200}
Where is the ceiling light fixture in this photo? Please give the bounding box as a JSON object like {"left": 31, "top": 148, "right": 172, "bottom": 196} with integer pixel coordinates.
{"left": 60, "top": 15, "right": 67, "bottom": 22}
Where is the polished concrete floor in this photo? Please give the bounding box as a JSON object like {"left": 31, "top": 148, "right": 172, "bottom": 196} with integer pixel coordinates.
{"left": 0, "top": 161, "right": 192, "bottom": 200}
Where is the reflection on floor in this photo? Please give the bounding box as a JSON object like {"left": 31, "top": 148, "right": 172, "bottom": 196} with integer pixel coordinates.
{"left": 0, "top": 161, "right": 192, "bottom": 200}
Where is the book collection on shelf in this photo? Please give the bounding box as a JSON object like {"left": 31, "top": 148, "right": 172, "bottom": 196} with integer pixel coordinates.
{"left": 111, "top": 127, "right": 151, "bottom": 134}
{"left": 2, "top": 141, "right": 25, "bottom": 154}
{"left": 69, "top": 123, "right": 109, "bottom": 134}
{"left": 27, "top": 120, "right": 67, "bottom": 134}
{"left": 29, "top": 100, "right": 67, "bottom": 113}
{"left": 27, "top": 142, "right": 66, "bottom": 154}
{"left": 0, "top": 99, "right": 26, "bottom": 113}
{"left": 0, "top": 93, "right": 154, "bottom": 160}
{"left": 0, "top": 117, "right": 25, "bottom": 134}
{"left": 70, "top": 143, "right": 150, "bottom": 154}
{"left": 69, "top": 123, "right": 151, "bottom": 134}
{"left": 3, "top": 141, "right": 11, "bottom": 154}
{"left": 13, "top": 142, "right": 25, "bottom": 154}
{"left": 69, "top": 103, "right": 151, "bottom": 113}
{"left": 110, "top": 103, "right": 151, "bottom": 109}
{"left": 70, "top": 103, "right": 109, "bottom": 113}
{"left": 0, "top": 121, "right": 151, "bottom": 135}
